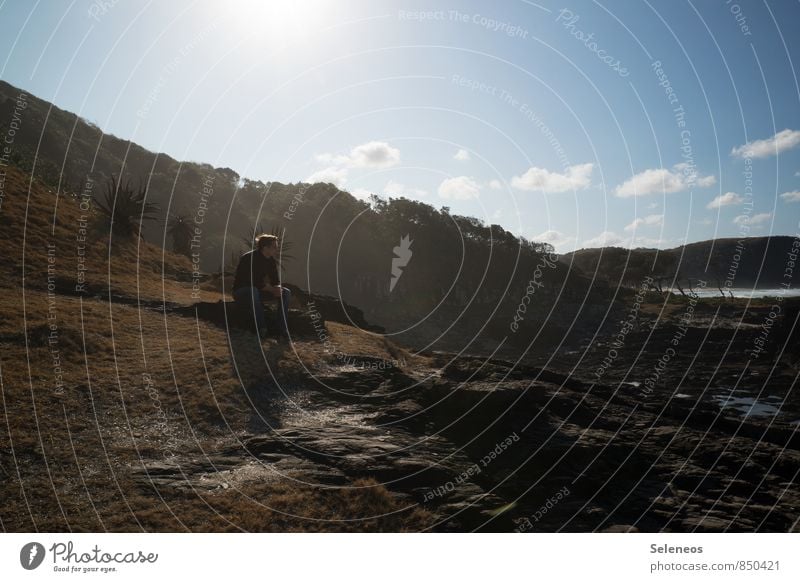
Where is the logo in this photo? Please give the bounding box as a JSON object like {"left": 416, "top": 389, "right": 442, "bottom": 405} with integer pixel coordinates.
{"left": 20, "top": 542, "right": 46, "bottom": 570}
{"left": 389, "top": 234, "right": 413, "bottom": 292}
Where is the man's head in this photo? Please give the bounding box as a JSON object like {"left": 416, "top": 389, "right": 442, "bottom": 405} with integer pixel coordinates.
{"left": 255, "top": 234, "right": 279, "bottom": 258}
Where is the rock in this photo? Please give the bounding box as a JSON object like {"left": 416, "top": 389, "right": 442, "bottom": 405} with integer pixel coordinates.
{"left": 167, "top": 284, "right": 385, "bottom": 336}
{"left": 128, "top": 345, "right": 800, "bottom": 531}
{"left": 170, "top": 300, "right": 321, "bottom": 337}
{"left": 284, "top": 284, "right": 384, "bottom": 333}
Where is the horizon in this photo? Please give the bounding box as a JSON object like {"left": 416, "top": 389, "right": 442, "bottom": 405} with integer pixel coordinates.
{"left": 1, "top": 0, "right": 799, "bottom": 254}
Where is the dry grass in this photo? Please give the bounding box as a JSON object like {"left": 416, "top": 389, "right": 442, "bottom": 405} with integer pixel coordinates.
{"left": 95, "top": 478, "right": 431, "bottom": 533}
{"left": 284, "top": 321, "right": 432, "bottom": 375}
{"left": 0, "top": 165, "right": 221, "bottom": 304}
{"left": 0, "top": 165, "right": 433, "bottom": 532}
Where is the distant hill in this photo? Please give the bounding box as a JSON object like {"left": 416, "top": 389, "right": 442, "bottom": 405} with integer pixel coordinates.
{"left": 562, "top": 236, "right": 797, "bottom": 292}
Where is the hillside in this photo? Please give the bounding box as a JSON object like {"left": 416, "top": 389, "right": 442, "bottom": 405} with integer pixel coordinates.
{"left": 0, "top": 81, "right": 544, "bottom": 280}
{"left": 0, "top": 163, "right": 436, "bottom": 531}
{"left": 563, "top": 236, "right": 797, "bottom": 292}
{"left": 1, "top": 78, "right": 628, "bottom": 356}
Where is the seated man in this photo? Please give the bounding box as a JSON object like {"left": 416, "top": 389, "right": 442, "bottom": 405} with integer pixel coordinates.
{"left": 232, "top": 234, "right": 291, "bottom": 339}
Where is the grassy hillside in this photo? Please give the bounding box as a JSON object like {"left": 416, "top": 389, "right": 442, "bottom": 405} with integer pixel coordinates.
{"left": 0, "top": 79, "right": 570, "bottom": 336}
{"left": 0, "top": 165, "right": 431, "bottom": 531}
{"left": 0, "top": 163, "right": 208, "bottom": 304}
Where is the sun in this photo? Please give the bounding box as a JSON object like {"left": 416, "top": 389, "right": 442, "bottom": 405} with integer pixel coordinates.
{"left": 223, "top": 0, "right": 334, "bottom": 49}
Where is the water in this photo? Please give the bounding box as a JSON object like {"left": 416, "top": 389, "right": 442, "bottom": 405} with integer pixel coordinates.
{"left": 712, "top": 395, "right": 782, "bottom": 418}
{"left": 668, "top": 287, "right": 800, "bottom": 299}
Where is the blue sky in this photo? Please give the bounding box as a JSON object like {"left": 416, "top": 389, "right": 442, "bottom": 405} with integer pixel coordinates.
{"left": 1, "top": 0, "right": 799, "bottom": 252}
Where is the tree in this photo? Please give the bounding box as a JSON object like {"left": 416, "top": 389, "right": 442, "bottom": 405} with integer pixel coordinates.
{"left": 651, "top": 252, "right": 678, "bottom": 293}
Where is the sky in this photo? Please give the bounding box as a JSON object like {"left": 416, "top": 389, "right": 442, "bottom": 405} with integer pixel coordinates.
{"left": 1, "top": 0, "right": 799, "bottom": 252}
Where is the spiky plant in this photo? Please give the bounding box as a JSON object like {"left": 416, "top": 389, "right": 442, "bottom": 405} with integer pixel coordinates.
{"left": 93, "top": 176, "right": 159, "bottom": 239}
{"left": 167, "top": 214, "right": 194, "bottom": 257}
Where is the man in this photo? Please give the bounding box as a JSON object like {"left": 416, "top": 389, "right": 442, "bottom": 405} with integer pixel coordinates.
{"left": 232, "top": 234, "right": 291, "bottom": 340}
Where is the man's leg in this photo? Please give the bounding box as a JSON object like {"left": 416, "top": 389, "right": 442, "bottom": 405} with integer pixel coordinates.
{"left": 277, "top": 287, "right": 291, "bottom": 336}
{"left": 234, "top": 286, "right": 266, "bottom": 332}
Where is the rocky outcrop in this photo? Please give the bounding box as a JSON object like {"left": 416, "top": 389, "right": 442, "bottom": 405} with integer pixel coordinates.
{"left": 167, "top": 284, "right": 384, "bottom": 336}
{"left": 132, "top": 352, "right": 800, "bottom": 532}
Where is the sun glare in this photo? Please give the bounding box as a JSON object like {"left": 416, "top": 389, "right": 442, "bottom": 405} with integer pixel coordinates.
{"left": 225, "top": 0, "right": 333, "bottom": 49}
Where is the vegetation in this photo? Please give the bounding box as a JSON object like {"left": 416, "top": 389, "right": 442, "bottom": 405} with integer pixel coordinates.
{"left": 0, "top": 79, "right": 558, "bottom": 320}
{"left": 1, "top": 77, "right": 791, "bottom": 350}
{"left": 93, "top": 175, "right": 159, "bottom": 240}
{"left": 167, "top": 213, "right": 194, "bottom": 257}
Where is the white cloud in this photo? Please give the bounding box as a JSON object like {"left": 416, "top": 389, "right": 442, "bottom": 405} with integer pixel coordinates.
{"left": 345, "top": 141, "right": 401, "bottom": 168}
{"left": 511, "top": 163, "right": 593, "bottom": 193}
{"left": 307, "top": 166, "right": 348, "bottom": 186}
{"left": 624, "top": 214, "right": 663, "bottom": 231}
{"left": 731, "top": 129, "right": 800, "bottom": 159}
{"left": 384, "top": 180, "right": 428, "bottom": 199}
{"left": 780, "top": 190, "right": 800, "bottom": 203}
{"left": 707, "top": 191, "right": 744, "bottom": 209}
{"left": 673, "top": 162, "right": 716, "bottom": 189}
{"left": 309, "top": 141, "right": 401, "bottom": 187}
{"left": 750, "top": 212, "right": 772, "bottom": 225}
{"left": 438, "top": 176, "right": 480, "bottom": 200}
{"left": 583, "top": 230, "right": 625, "bottom": 248}
{"left": 453, "top": 148, "right": 471, "bottom": 162}
{"left": 698, "top": 218, "right": 713, "bottom": 225}
{"left": 733, "top": 212, "right": 772, "bottom": 226}
{"left": 439, "top": 176, "right": 481, "bottom": 200}
{"left": 316, "top": 141, "right": 400, "bottom": 169}
{"left": 615, "top": 163, "right": 716, "bottom": 197}
{"left": 532, "top": 229, "right": 575, "bottom": 251}
{"left": 488, "top": 179, "right": 503, "bottom": 190}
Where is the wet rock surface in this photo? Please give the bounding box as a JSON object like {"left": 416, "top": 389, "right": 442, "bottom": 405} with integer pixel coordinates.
{"left": 133, "top": 349, "right": 800, "bottom": 532}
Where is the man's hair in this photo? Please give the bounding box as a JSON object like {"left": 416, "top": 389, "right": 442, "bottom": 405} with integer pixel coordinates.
{"left": 255, "top": 233, "right": 279, "bottom": 250}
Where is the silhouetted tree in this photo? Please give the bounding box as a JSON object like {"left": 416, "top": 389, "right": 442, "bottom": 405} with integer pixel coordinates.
{"left": 167, "top": 214, "right": 193, "bottom": 257}
{"left": 93, "top": 176, "right": 159, "bottom": 239}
